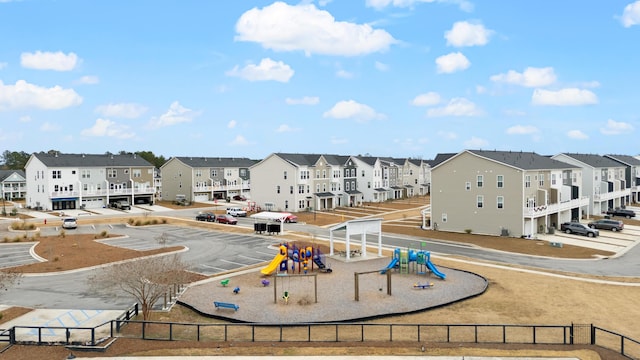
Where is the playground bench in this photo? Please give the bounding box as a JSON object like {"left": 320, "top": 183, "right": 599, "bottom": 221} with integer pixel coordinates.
{"left": 213, "top": 301, "right": 239, "bottom": 311}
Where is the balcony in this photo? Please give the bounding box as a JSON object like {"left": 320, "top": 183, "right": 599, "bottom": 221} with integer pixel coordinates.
{"left": 193, "top": 182, "right": 251, "bottom": 192}
{"left": 523, "top": 196, "right": 590, "bottom": 218}
{"left": 51, "top": 187, "right": 156, "bottom": 199}
{"left": 593, "top": 188, "right": 632, "bottom": 202}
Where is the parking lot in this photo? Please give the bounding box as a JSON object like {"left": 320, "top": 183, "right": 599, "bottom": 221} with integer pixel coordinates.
{"left": 537, "top": 222, "right": 640, "bottom": 255}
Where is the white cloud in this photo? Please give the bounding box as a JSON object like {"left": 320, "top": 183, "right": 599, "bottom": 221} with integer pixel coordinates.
{"left": 503, "top": 109, "right": 527, "bottom": 117}
{"left": 445, "top": 21, "right": 493, "bottom": 47}
{"left": 567, "top": 130, "right": 588, "bottom": 140}
{"left": 437, "top": 130, "right": 457, "bottom": 140}
{"left": 490, "top": 67, "right": 556, "bottom": 87}
{"left": 19, "top": 115, "right": 31, "bottom": 122}
{"left": 411, "top": 92, "right": 441, "bottom": 106}
{"left": 20, "top": 51, "right": 80, "bottom": 71}
{"left": 374, "top": 61, "right": 389, "bottom": 71}
{"left": 228, "top": 120, "right": 237, "bottom": 129}
{"left": 532, "top": 88, "right": 598, "bottom": 106}
{"left": 475, "top": 85, "right": 487, "bottom": 94}
{"left": 426, "top": 97, "right": 483, "bottom": 117}
{"left": 0, "top": 80, "right": 82, "bottom": 110}
{"left": 76, "top": 75, "right": 99, "bottom": 85}
{"left": 95, "top": 103, "right": 147, "bottom": 119}
{"left": 285, "top": 96, "right": 319, "bottom": 105}
{"left": 81, "top": 118, "right": 135, "bottom": 139}
{"left": 336, "top": 69, "right": 354, "bottom": 78}
{"left": 148, "top": 101, "right": 198, "bottom": 128}
{"left": 435, "top": 52, "right": 470, "bottom": 73}
{"left": 600, "top": 119, "right": 634, "bottom": 135}
{"left": 276, "top": 124, "right": 298, "bottom": 132}
{"left": 621, "top": 1, "right": 640, "bottom": 27}
{"left": 235, "top": 2, "right": 396, "bottom": 56}
{"left": 366, "top": 0, "right": 473, "bottom": 12}
{"left": 226, "top": 58, "right": 294, "bottom": 82}
{"left": 506, "top": 125, "right": 539, "bottom": 135}
{"left": 323, "top": 100, "right": 385, "bottom": 122}
{"left": 393, "top": 137, "right": 428, "bottom": 151}
{"left": 330, "top": 136, "right": 348, "bottom": 144}
{"left": 230, "top": 135, "right": 250, "bottom": 146}
{"left": 464, "top": 136, "right": 489, "bottom": 148}
{"left": 39, "top": 122, "right": 59, "bottom": 132}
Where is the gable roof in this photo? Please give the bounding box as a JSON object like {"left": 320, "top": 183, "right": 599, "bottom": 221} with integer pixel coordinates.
{"left": 274, "top": 153, "right": 349, "bottom": 167}
{"left": 32, "top": 152, "right": 153, "bottom": 167}
{"left": 431, "top": 153, "right": 456, "bottom": 167}
{"left": 174, "top": 157, "right": 257, "bottom": 168}
{"left": 0, "top": 170, "right": 26, "bottom": 181}
{"left": 557, "top": 153, "right": 622, "bottom": 168}
{"left": 604, "top": 154, "right": 640, "bottom": 167}
{"left": 469, "top": 150, "right": 577, "bottom": 170}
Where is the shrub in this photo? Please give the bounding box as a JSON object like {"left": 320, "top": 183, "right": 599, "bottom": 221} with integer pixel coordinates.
{"left": 127, "top": 218, "right": 135, "bottom": 225}
{"left": 464, "top": 229, "right": 473, "bottom": 234}
{"left": 59, "top": 229, "right": 66, "bottom": 238}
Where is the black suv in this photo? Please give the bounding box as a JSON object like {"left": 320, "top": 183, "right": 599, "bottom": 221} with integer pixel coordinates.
{"left": 195, "top": 212, "right": 216, "bottom": 222}
{"left": 605, "top": 208, "right": 636, "bottom": 219}
{"left": 560, "top": 222, "right": 599, "bottom": 237}
{"left": 588, "top": 219, "right": 624, "bottom": 232}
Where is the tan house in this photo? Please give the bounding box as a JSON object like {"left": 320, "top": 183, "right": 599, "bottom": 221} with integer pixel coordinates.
{"left": 431, "top": 150, "right": 588, "bottom": 238}
{"left": 160, "top": 157, "right": 256, "bottom": 203}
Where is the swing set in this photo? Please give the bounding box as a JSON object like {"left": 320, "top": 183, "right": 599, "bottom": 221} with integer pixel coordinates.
{"left": 273, "top": 273, "right": 318, "bottom": 304}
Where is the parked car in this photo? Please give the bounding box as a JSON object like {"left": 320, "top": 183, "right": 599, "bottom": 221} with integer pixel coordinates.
{"left": 283, "top": 214, "right": 298, "bottom": 223}
{"left": 560, "top": 222, "right": 599, "bottom": 237}
{"left": 588, "top": 219, "right": 624, "bottom": 232}
{"left": 232, "top": 195, "right": 247, "bottom": 201}
{"left": 226, "top": 207, "right": 247, "bottom": 217}
{"left": 195, "top": 212, "right": 216, "bottom": 222}
{"left": 62, "top": 217, "right": 77, "bottom": 229}
{"left": 605, "top": 207, "right": 636, "bottom": 219}
{"left": 216, "top": 214, "right": 238, "bottom": 225}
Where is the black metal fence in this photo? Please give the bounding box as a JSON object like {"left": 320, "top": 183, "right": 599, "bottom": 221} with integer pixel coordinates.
{"left": 2, "top": 318, "right": 639, "bottom": 358}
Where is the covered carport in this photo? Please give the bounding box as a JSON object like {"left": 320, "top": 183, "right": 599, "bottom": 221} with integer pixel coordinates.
{"left": 329, "top": 218, "right": 383, "bottom": 260}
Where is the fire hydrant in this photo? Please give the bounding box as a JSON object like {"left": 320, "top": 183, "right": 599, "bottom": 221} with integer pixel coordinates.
{"left": 44, "top": 219, "right": 47, "bottom": 225}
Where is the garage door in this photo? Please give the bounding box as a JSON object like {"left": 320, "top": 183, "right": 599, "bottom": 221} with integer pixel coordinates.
{"left": 194, "top": 194, "right": 209, "bottom": 202}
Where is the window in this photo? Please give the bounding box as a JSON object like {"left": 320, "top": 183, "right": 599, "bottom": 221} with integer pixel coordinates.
{"left": 322, "top": 183, "right": 327, "bottom": 192}
{"left": 539, "top": 173, "right": 544, "bottom": 186}
{"left": 285, "top": 200, "right": 289, "bottom": 210}
{"left": 322, "top": 170, "right": 326, "bottom": 178}
{"left": 497, "top": 196, "right": 504, "bottom": 209}
{"left": 83, "top": 184, "right": 88, "bottom": 191}
{"left": 497, "top": 175, "right": 503, "bottom": 188}
{"left": 477, "top": 195, "right": 484, "bottom": 208}
{"left": 240, "top": 169, "right": 246, "bottom": 176}
{"left": 284, "top": 171, "right": 287, "bottom": 180}
{"left": 81, "top": 170, "right": 90, "bottom": 179}
{"left": 133, "top": 169, "right": 141, "bottom": 178}
{"left": 551, "top": 174, "right": 557, "bottom": 185}
{"left": 351, "top": 169, "right": 355, "bottom": 177}
{"left": 362, "top": 170, "right": 365, "bottom": 177}
{"left": 367, "top": 181, "right": 371, "bottom": 188}
{"left": 316, "top": 170, "right": 320, "bottom": 179}
{"left": 298, "top": 185, "right": 305, "bottom": 194}
{"left": 52, "top": 170, "right": 61, "bottom": 179}
{"left": 124, "top": 169, "right": 129, "bottom": 174}
{"left": 346, "top": 182, "right": 350, "bottom": 191}
{"left": 298, "top": 200, "right": 305, "bottom": 209}
{"left": 276, "top": 186, "right": 280, "bottom": 194}
{"left": 351, "top": 181, "right": 355, "bottom": 190}
{"left": 441, "top": 213, "right": 447, "bottom": 223}
{"left": 195, "top": 170, "right": 202, "bottom": 177}
{"left": 108, "top": 169, "right": 117, "bottom": 178}
{"left": 211, "top": 169, "right": 217, "bottom": 177}
{"left": 290, "top": 186, "right": 294, "bottom": 194}
{"left": 465, "top": 182, "right": 471, "bottom": 191}
{"left": 477, "top": 175, "right": 483, "bottom": 188}
{"left": 316, "top": 184, "right": 320, "bottom": 192}
{"left": 525, "top": 175, "right": 531, "bottom": 188}
{"left": 301, "top": 171, "right": 309, "bottom": 179}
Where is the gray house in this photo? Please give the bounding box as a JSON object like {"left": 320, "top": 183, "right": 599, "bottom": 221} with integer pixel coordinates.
{"left": 604, "top": 154, "right": 640, "bottom": 203}
{"left": 0, "top": 169, "right": 26, "bottom": 201}
{"left": 431, "top": 150, "right": 587, "bottom": 238}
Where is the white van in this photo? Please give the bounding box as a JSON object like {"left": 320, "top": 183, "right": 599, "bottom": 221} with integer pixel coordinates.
{"left": 226, "top": 207, "right": 247, "bottom": 217}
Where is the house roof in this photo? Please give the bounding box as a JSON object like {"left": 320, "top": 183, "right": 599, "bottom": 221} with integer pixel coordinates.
{"left": 431, "top": 153, "right": 456, "bottom": 167}
{"left": 469, "top": 150, "right": 578, "bottom": 170}
{"left": 32, "top": 152, "right": 153, "bottom": 167}
{"left": 274, "top": 153, "right": 350, "bottom": 167}
{"left": 0, "top": 170, "right": 25, "bottom": 181}
{"left": 557, "top": 153, "right": 622, "bottom": 168}
{"left": 174, "top": 157, "right": 257, "bottom": 168}
{"left": 604, "top": 154, "right": 640, "bottom": 167}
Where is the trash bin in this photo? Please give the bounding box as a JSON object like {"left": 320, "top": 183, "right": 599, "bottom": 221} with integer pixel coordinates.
{"left": 267, "top": 223, "right": 281, "bottom": 234}
{"left": 547, "top": 226, "right": 555, "bottom": 234}
{"left": 254, "top": 223, "right": 267, "bottom": 233}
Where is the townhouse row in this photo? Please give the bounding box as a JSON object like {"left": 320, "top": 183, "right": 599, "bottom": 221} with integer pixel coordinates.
{"left": 6, "top": 150, "right": 640, "bottom": 238}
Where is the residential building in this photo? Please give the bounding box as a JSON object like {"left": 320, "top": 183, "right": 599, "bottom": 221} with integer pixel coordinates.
{"left": 552, "top": 153, "right": 630, "bottom": 214}
{"left": 25, "top": 152, "right": 155, "bottom": 211}
{"left": 160, "top": 157, "right": 257, "bottom": 203}
{"left": 0, "top": 169, "right": 26, "bottom": 200}
{"left": 604, "top": 154, "right": 640, "bottom": 203}
{"left": 431, "top": 150, "right": 587, "bottom": 238}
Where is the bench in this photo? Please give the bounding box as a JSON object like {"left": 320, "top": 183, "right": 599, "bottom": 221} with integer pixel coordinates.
{"left": 213, "top": 301, "right": 239, "bottom": 311}
{"left": 220, "top": 279, "right": 230, "bottom": 287}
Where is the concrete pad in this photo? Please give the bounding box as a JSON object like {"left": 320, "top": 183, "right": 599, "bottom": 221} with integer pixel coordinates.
{"left": 72, "top": 356, "right": 580, "bottom": 360}
{"left": 0, "top": 309, "right": 122, "bottom": 343}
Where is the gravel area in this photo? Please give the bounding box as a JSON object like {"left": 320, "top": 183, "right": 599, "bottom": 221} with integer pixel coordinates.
{"left": 178, "top": 254, "right": 488, "bottom": 323}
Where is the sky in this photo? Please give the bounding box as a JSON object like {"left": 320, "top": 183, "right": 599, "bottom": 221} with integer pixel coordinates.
{"left": 1, "top": 0, "right": 639, "bottom": 161}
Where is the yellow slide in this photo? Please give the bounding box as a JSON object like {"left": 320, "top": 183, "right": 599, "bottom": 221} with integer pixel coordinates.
{"left": 261, "top": 253, "right": 286, "bottom": 275}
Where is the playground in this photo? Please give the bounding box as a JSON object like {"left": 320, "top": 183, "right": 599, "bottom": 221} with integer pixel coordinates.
{"left": 178, "top": 244, "right": 488, "bottom": 323}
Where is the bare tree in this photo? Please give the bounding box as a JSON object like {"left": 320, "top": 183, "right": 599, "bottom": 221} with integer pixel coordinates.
{"left": 0, "top": 270, "right": 22, "bottom": 295}
{"left": 88, "top": 254, "right": 189, "bottom": 321}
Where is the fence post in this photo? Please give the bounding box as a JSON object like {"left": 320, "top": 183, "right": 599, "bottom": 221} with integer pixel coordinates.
{"left": 570, "top": 323, "right": 575, "bottom": 345}
{"left": 590, "top": 324, "right": 595, "bottom": 345}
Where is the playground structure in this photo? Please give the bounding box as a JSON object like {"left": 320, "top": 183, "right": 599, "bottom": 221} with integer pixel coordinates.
{"left": 381, "top": 248, "right": 446, "bottom": 280}
{"left": 260, "top": 243, "right": 331, "bottom": 275}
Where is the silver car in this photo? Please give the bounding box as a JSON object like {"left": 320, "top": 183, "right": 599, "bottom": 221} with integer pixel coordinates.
{"left": 62, "top": 217, "right": 77, "bottom": 229}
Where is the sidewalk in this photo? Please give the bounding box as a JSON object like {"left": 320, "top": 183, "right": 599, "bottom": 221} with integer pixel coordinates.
{"left": 71, "top": 356, "right": 580, "bottom": 360}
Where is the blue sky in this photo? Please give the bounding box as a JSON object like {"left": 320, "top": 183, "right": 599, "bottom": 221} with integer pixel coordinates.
{"left": 1, "top": 0, "right": 639, "bottom": 161}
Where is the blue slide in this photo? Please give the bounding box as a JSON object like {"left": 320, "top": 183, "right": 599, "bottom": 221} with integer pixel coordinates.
{"left": 380, "top": 258, "right": 399, "bottom": 274}
{"left": 426, "top": 260, "right": 446, "bottom": 280}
